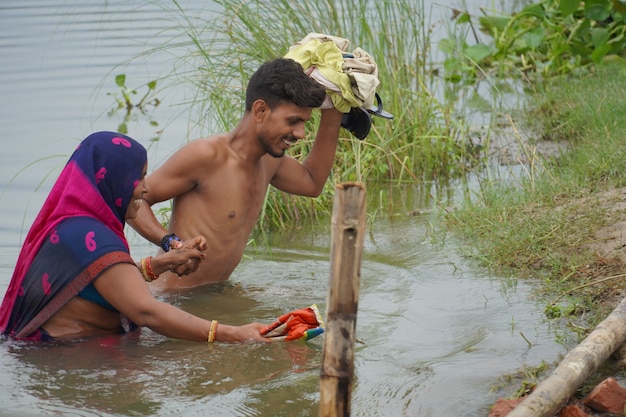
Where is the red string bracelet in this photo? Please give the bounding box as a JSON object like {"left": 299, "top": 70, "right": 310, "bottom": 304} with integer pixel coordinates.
{"left": 144, "top": 256, "right": 158, "bottom": 281}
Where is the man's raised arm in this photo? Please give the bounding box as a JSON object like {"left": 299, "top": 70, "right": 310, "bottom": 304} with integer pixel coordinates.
{"left": 271, "top": 108, "right": 343, "bottom": 196}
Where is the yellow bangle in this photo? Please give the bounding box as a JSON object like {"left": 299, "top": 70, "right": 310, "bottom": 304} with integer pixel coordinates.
{"left": 208, "top": 320, "right": 219, "bottom": 344}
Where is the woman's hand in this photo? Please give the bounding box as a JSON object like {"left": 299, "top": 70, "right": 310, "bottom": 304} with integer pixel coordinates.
{"left": 174, "top": 235, "right": 208, "bottom": 252}
{"left": 151, "top": 237, "right": 206, "bottom": 277}
{"left": 167, "top": 235, "right": 207, "bottom": 276}
{"left": 216, "top": 322, "right": 272, "bottom": 343}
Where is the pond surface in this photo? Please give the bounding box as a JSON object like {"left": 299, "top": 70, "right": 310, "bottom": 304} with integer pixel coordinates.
{"left": 0, "top": 1, "right": 571, "bottom": 416}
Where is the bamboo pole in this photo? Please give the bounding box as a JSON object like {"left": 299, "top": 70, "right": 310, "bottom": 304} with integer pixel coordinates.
{"left": 507, "top": 294, "right": 626, "bottom": 417}
{"left": 319, "top": 182, "right": 366, "bottom": 417}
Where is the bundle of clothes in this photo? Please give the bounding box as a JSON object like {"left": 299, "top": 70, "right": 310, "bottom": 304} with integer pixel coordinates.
{"left": 285, "top": 33, "right": 393, "bottom": 140}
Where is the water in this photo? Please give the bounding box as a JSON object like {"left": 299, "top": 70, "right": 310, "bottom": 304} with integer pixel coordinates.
{"left": 0, "top": 1, "right": 570, "bottom": 416}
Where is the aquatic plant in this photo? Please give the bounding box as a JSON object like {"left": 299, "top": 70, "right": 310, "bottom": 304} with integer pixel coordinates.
{"left": 440, "top": 0, "right": 626, "bottom": 83}
{"left": 106, "top": 74, "right": 162, "bottom": 139}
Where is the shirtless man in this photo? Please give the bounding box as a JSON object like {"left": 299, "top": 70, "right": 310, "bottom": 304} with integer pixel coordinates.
{"left": 128, "top": 58, "right": 344, "bottom": 289}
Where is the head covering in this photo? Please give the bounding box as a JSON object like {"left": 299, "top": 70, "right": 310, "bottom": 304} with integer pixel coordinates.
{"left": 0, "top": 131, "right": 147, "bottom": 338}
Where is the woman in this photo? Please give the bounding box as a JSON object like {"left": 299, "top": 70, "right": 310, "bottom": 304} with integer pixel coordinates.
{"left": 0, "top": 131, "right": 269, "bottom": 343}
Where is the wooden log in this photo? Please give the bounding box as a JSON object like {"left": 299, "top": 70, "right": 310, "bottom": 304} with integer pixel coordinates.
{"left": 507, "top": 295, "right": 626, "bottom": 417}
{"left": 319, "top": 182, "right": 366, "bottom": 417}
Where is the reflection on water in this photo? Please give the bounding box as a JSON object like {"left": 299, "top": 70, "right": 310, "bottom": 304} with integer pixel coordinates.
{"left": 0, "top": 1, "right": 571, "bottom": 416}
{"left": 3, "top": 333, "right": 323, "bottom": 416}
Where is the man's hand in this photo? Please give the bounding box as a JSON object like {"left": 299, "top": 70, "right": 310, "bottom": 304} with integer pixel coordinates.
{"left": 180, "top": 235, "right": 208, "bottom": 251}
{"left": 162, "top": 235, "right": 207, "bottom": 276}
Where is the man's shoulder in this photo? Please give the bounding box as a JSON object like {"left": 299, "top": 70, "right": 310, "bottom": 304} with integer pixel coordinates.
{"left": 184, "top": 134, "right": 227, "bottom": 147}
{"left": 175, "top": 134, "right": 229, "bottom": 157}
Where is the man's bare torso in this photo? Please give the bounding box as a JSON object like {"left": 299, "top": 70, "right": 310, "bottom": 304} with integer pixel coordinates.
{"left": 148, "top": 135, "right": 281, "bottom": 289}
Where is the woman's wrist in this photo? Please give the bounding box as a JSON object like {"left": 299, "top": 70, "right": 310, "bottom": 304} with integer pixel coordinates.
{"left": 213, "top": 323, "right": 234, "bottom": 343}
{"left": 146, "top": 254, "right": 172, "bottom": 277}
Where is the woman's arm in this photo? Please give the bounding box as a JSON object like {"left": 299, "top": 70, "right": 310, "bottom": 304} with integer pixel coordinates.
{"left": 94, "top": 263, "right": 269, "bottom": 343}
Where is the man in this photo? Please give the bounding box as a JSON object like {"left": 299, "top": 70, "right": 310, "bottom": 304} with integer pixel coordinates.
{"left": 128, "top": 58, "right": 344, "bottom": 289}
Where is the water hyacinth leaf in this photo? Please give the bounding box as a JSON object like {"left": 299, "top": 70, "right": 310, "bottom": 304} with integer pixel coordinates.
{"left": 612, "top": 31, "right": 625, "bottom": 43}
{"left": 519, "top": 2, "right": 548, "bottom": 18}
{"left": 478, "top": 16, "right": 511, "bottom": 35}
{"left": 438, "top": 37, "right": 458, "bottom": 54}
{"left": 464, "top": 44, "right": 492, "bottom": 64}
{"left": 584, "top": 1, "right": 612, "bottom": 21}
{"left": 115, "top": 74, "right": 126, "bottom": 88}
{"left": 591, "top": 27, "right": 610, "bottom": 47}
{"left": 590, "top": 43, "right": 612, "bottom": 63}
{"left": 442, "top": 56, "right": 462, "bottom": 78}
{"left": 571, "top": 17, "right": 592, "bottom": 40}
{"left": 570, "top": 40, "right": 593, "bottom": 56}
{"left": 559, "top": 0, "right": 580, "bottom": 16}
{"left": 523, "top": 26, "right": 546, "bottom": 50}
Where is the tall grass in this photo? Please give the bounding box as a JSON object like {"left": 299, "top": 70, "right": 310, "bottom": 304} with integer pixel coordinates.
{"left": 145, "top": 0, "right": 482, "bottom": 229}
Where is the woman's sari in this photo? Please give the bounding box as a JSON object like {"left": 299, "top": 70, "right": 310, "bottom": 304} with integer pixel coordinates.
{"left": 0, "top": 131, "right": 147, "bottom": 340}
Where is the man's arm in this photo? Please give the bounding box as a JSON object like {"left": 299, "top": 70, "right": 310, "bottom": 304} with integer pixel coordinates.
{"left": 127, "top": 141, "right": 204, "bottom": 245}
{"left": 270, "top": 108, "right": 343, "bottom": 196}
{"left": 126, "top": 199, "right": 170, "bottom": 247}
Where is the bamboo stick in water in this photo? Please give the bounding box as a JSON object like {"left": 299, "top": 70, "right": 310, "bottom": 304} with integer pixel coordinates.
{"left": 319, "top": 182, "right": 366, "bottom": 417}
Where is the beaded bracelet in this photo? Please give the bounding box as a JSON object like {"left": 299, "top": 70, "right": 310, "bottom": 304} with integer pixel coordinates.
{"left": 208, "top": 320, "right": 219, "bottom": 344}
{"left": 160, "top": 233, "right": 181, "bottom": 252}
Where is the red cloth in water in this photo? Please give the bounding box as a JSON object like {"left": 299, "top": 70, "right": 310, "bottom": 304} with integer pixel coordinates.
{"left": 260, "top": 304, "right": 324, "bottom": 341}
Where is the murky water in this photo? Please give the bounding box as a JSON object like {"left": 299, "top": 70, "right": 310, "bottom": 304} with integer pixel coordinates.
{"left": 0, "top": 1, "right": 570, "bottom": 416}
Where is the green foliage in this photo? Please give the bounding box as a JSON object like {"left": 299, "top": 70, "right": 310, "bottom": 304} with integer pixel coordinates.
{"left": 545, "top": 302, "right": 577, "bottom": 318}
{"left": 441, "top": 0, "right": 626, "bottom": 83}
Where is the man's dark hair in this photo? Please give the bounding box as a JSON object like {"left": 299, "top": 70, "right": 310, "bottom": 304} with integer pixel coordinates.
{"left": 245, "top": 58, "right": 326, "bottom": 111}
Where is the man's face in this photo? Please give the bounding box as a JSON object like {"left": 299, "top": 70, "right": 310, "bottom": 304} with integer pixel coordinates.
{"left": 257, "top": 102, "right": 313, "bottom": 158}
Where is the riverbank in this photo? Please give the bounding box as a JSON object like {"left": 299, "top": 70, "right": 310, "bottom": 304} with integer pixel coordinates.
{"left": 446, "top": 63, "right": 626, "bottom": 401}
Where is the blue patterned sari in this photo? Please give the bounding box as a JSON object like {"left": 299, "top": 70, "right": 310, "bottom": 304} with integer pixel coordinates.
{"left": 0, "top": 131, "right": 147, "bottom": 340}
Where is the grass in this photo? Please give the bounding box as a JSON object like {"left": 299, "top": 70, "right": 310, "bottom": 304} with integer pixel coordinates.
{"left": 447, "top": 63, "right": 626, "bottom": 328}
{"left": 135, "top": 0, "right": 486, "bottom": 230}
